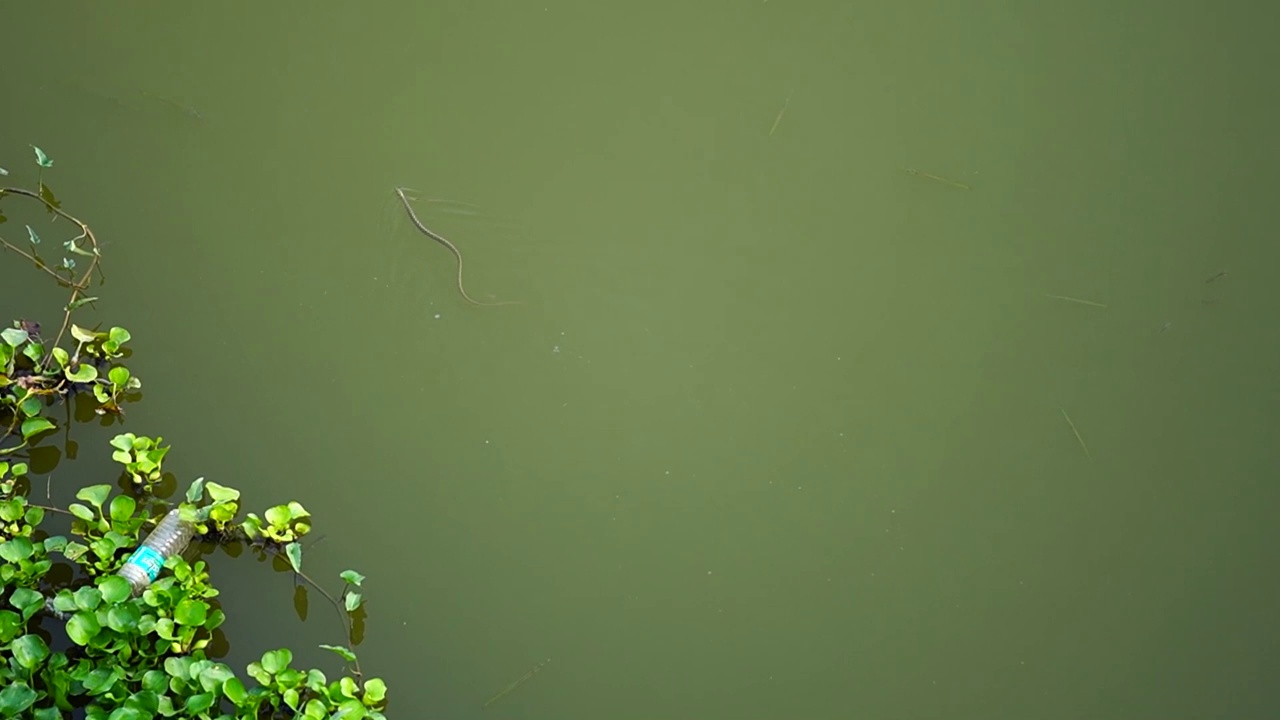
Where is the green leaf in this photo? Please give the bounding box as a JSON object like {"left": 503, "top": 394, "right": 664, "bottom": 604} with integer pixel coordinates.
{"left": 66, "top": 610, "right": 102, "bottom": 645}
{"left": 222, "top": 676, "right": 248, "bottom": 704}
{"left": 203, "top": 608, "right": 225, "bottom": 631}
{"left": 32, "top": 145, "right": 53, "bottom": 168}
{"left": 184, "top": 476, "right": 206, "bottom": 503}
{"left": 185, "top": 693, "right": 216, "bottom": 714}
{"left": 67, "top": 503, "right": 95, "bottom": 522}
{"left": 66, "top": 296, "right": 99, "bottom": 311}
{"left": 362, "top": 678, "right": 387, "bottom": 705}
{"left": 260, "top": 649, "right": 292, "bottom": 674}
{"left": 105, "top": 603, "right": 142, "bottom": 632}
{"left": 285, "top": 541, "right": 302, "bottom": 573}
{"left": 0, "top": 328, "right": 28, "bottom": 346}
{"left": 98, "top": 575, "right": 132, "bottom": 603}
{"left": 0, "top": 682, "right": 37, "bottom": 716}
{"left": 344, "top": 592, "right": 363, "bottom": 612}
{"left": 21, "top": 416, "right": 55, "bottom": 441}
{"left": 82, "top": 667, "right": 116, "bottom": 695}
{"left": 319, "top": 644, "right": 358, "bottom": 663}
{"left": 122, "top": 693, "right": 157, "bottom": 716}
{"left": 37, "top": 182, "right": 59, "bottom": 211}
{"left": 109, "top": 327, "right": 132, "bottom": 346}
{"left": 9, "top": 587, "right": 43, "bottom": 620}
{"left": 0, "top": 610, "right": 21, "bottom": 643}
{"left": 65, "top": 363, "right": 98, "bottom": 382}
{"left": 51, "top": 346, "right": 70, "bottom": 368}
{"left": 0, "top": 537, "right": 34, "bottom": 562}
{"left": 283, "top": 687, "right": 301, "bottom": 711}
{"left": 109, "top": 433, "right": 136, "bottom": 451}
{"left": 70, "top": 324, "right": 99, "bottom": 343}
{"left": 335, "top": 698, "right": 366, "bottom": 719}
{"left": 174, "top": 598, "right": 208, "bottom": 626}
{"left": 205, "top": 481, "right": 239, "bottom": 502}
{"left": 108, "top": 494, "right": 137, "bottom": 522}
{"left": 340, "top": 570, "right": 366, "bottom": 587}
{"left": 154, "top": 617, "right": 177, "bottom": 640}
{"left": 209, "top": 501, "right": 238, "bottom": 524}
{"left": 19, "top": 395, "right": 42, "bottom": 417}
{"left": 246, "top": 661, "right": 271, "bottom": 686}
{"left": 12, "top": 633, "right": 50, "bottom": 669}
{"left": 141, "top": 670, "right": 167, "bottom": 693}
{"left": 65, "top": 239, "right": 96, "bottom": 257}
{"left": 76, "top": 484, "right": 112, "bottom": 508}
{"left": 73, "top": 586, "right": 103, "bottom": 611}
{"left": 164, "top": 656, "right": 195, "bottom": 679}
{"left": 10, "top": 591, "right": 42, "bottom": 620}
{"left": 19, "top": 338, "right": 41, "bottom": 362}
{"left": 108, "top": 365, "right": 131, "bottom": 387}
{"left": 26, "top": 224, "right": 41, "bottom": 245}
{"left": 62, "top": 542, "right": 89, "bottom": 562}
{"left": 265, "top": 504, "right": 290, "bottom": 527}
{"left": 197, "top": 664, "right": 235, "bottom": 693}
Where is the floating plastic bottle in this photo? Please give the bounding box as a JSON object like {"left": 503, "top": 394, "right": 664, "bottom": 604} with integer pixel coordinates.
{"left": 117, "top": 509, "right": 195, "bottom": 596}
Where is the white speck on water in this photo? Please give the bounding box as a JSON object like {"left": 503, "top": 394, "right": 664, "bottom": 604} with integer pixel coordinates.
{"left": 434, "top": 313, "right": 441, "bottom": 319}
{"left": 552, "top": 345, "right": 560, "bottom": 353}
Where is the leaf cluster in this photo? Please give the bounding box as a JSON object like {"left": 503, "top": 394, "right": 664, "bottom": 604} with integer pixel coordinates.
{"left": 1, "top": 149, "right": 388, "bottom": 718}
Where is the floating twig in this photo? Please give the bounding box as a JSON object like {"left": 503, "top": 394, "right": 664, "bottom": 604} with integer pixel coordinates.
{"left": 1060, "top": 408, "right": 1091, "bottom": 459}
{"left": 483, "top": 657, "right": 552, "bottom": 708}
{"left": 1044, "top": 294, "right": 1107, "bottom": 309}
{"left": 906, "top": 168, "right": 971, "bottom": 190}
{"left": 769, "top": 96, "right": 790, "bottom": 137}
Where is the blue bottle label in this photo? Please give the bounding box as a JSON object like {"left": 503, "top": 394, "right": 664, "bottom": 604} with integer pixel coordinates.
{"left": 124, "top": 546, "right": 166, "bottom": 582}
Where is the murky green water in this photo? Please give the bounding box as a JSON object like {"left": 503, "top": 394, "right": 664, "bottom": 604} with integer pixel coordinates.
{"left": 3, "top": 2, "right": 1279, "bottom": 718}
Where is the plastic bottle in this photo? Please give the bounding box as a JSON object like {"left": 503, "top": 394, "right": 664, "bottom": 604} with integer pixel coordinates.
{"left": 117, "top": 509, "right": 195, "bottom": 596}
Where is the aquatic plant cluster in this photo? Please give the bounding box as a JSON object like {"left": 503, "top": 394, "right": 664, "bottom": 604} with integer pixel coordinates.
{"left": 0, "top": 148, "right": 388, "bottom": 718}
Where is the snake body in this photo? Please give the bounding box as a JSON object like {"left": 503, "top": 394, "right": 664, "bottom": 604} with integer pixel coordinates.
{"left": 394, "top": 187, "right": 519, "bottom": 306}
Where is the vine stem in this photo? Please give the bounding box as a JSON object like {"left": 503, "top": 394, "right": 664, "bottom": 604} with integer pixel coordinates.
{"left": 0, "top": 185, "right": 105, "bottom": 370}
{"left": 279, "top": 553, "right": 366, "bottom": 679}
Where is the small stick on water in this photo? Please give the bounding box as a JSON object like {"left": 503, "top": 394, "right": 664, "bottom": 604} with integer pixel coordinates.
{"left": 769, "top": 96, "right": 790, "bottom": 137}
{"left": 906, "top": 168, "right": 971, "bottom": 190}
{"left": 1060, "top": 409, "right": 1091, "bottom": 459}
{"left": 1204, "top": 270, "right": 1228, "bottom": 284}
{"left": 483, "top": 658, "right": 552, "bottom": 708}
{"left": 1044, "top": 294, "right": 1108, "bottom": 309}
